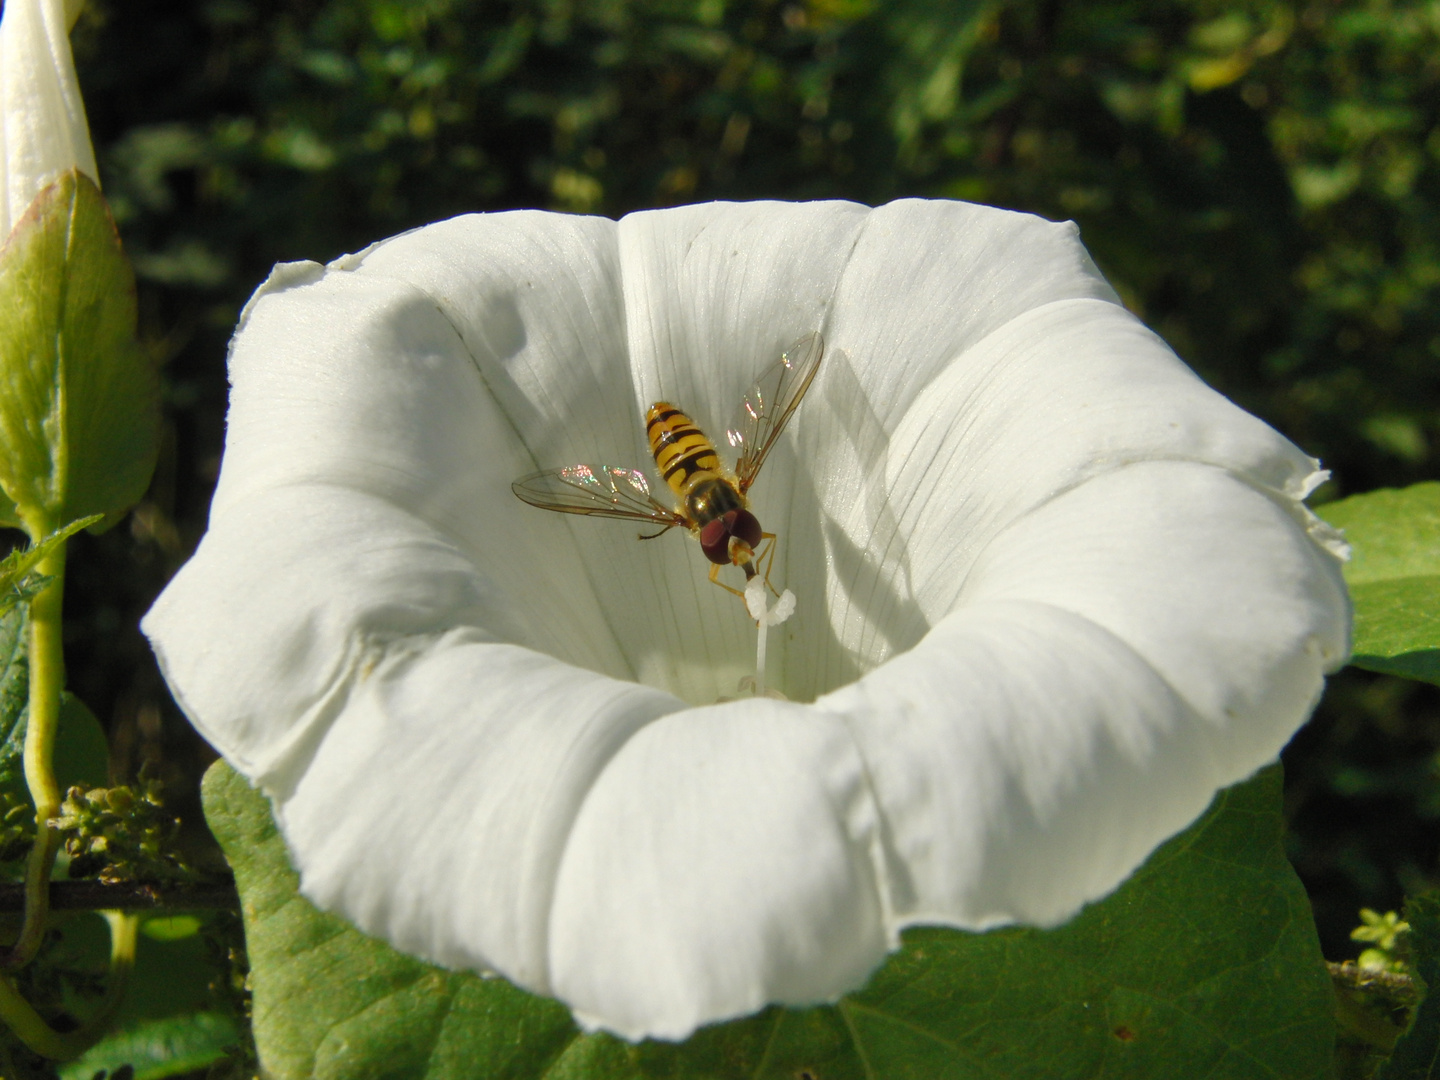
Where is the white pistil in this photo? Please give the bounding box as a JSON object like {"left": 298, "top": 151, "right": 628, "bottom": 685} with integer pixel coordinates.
{"left": 745, "top": 577, "right": 796, "bottom": 697}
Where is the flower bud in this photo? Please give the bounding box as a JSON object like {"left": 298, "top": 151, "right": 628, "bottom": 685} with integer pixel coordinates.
{"left": 0, "top": 0, "right": 98, "bottom": 240}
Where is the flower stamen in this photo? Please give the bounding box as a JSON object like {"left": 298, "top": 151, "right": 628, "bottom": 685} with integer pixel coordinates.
{"left": 745, "top": 577, "right": 796, "bottom": 697}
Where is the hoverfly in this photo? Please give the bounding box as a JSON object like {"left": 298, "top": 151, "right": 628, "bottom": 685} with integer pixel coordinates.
{"left": 511, "top": 332, "right": 824, "bottom": 599}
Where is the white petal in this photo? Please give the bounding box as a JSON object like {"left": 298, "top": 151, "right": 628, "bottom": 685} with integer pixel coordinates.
{"left": 821, "top": 461, "right": 1348, "bottom": 930}
{"left": 618, "top": 200, "right": 870, "bottom": 422}
{"left": 549, "top": 699, "right": 887, "bottom": 1040}
{"left": 822, "top": 199, "right": 1121, "bottom": 431}
{"left": 789, "top": 296, "right": 1325, "bottom": 694}
{"left": 279, "top": 630, "right": 681, "bottom": 993}
{"left": 147, "top": 483, "right": 630, "bottom": 785}
{"left": 191, "top": 216, "right": 644, "bottom": 689}
{"left": 0, "top": 0, "right": 97, "bottom": 239}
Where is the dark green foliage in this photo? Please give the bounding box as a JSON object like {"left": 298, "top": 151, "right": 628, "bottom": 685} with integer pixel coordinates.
{"left": 70, "top": 0, "right": 1440, "bottom": 498}
{"left": 1378, "top": 892, "right": 1440, "bottom": 1079}
{"left": 0, "top": 518, "right": 102, "bottom": 621}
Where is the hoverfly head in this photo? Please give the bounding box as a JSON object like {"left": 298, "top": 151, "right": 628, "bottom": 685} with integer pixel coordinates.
{"left": 699, "top": 508, "right": 762, "bottom": 567}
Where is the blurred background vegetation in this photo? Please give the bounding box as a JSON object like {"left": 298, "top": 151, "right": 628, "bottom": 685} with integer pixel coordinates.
{"left": 55, "top": 0, "right": 1440, "bottom": 962}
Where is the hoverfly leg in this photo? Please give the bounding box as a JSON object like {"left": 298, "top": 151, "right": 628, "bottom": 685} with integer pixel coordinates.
{"left": 637, "top": 523, "right": 676, "bottom": 541}
{"left": 756, "top": 532, "right": 780, "bottom": 597}
{"left": 707, "top": 561, "right": 747, "bottom": 598}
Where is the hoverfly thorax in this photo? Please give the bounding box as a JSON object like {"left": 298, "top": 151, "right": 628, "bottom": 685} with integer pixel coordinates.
{"left": 684, "top": 476, "right": 744, "bottom": 526}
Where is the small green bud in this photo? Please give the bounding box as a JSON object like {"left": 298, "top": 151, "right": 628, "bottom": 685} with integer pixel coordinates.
{"left": 52, "top": 779, "right": 191, "bottom": 883}
{"left": 1351, "top": 908, "right": 1411, "bottom": 974}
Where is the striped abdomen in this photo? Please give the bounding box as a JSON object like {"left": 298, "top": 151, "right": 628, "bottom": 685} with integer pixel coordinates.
{"left": 647, "top": 401, "right": 757, "bottom": 564}
{"left": 646, "top": 402, "right": 725, "bottom": 499}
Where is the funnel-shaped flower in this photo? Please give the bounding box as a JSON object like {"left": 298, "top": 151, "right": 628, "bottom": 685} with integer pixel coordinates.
{"left": 143, "top": 200, "right": 1349, "bottom": 1041}
{"left": 0, "top": 0, "right": 97, "bottom": 239}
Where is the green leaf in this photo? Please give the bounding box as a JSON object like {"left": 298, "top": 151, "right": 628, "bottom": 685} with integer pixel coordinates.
{"left": 0, "top": 604, "right": 28, "bottom": 803}
{"left": 50, "top": 911, "right": 241, "bottom": 1079}
{"left": 56, "top": 1011, "right": 240, "bottom": 1080}
{"left": 0, "top": 514, "right": 102, "bottom": 619}
{"left": 1376, "top": 892, "right": 1440, "bottom": 1080}
{"left": 0, "top": 680, "right": 105, "bottom": 814}
{"left": 0, "top": 169, "right": 159, "bottom": 534}
{"left": 204, "top": 761, "right": 1333, "bottom": 1080}
{"left": 1318, "top": 483, "right": 1440, "bottom": 685}
{"left": 139, "top": 914, "right": 204, "bottom": 942}
{"left": 0, "top": 529, "right": 103, "bottom": 812}
{"left": 117, "top": 917, "right": 232, "bottom": 1025}
{"left": 52, "top": 692, "right": 109, "bottom": 793}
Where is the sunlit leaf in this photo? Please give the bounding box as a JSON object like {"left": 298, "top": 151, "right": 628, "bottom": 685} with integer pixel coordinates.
{"left": 1318, "top": 483, "right": 1440, "bottom": 685}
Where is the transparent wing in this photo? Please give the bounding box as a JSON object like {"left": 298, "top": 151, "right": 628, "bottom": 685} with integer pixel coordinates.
{"left": 511, "top": 464, "right": 690, "bottom": 527}
{"left": 727, "top": 331, "right": 825, "bottom": 494}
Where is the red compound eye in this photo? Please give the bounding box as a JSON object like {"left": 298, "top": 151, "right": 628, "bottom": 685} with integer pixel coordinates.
{"left": 728, "top": 509, "right": 762, "bottom": 549}
{"left": 699, "top": 518, "right": 730, "bottom": 564}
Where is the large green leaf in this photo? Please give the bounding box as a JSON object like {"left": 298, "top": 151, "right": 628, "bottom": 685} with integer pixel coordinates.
{"left": 204, "top": 760, "right": 1334, "bottom": 1080}
{"left": 0, "top": 169, "right": 159, "bottom": 533}
{"left": 1318, "top": 483, "right": 1440, "bottom": 685}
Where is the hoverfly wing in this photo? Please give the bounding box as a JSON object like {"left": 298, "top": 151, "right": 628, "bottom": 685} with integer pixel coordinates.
{"left": 727, "top": 331, "right": 825, "bottom": 494}
{"left": 511, "top": 464, "right": 688, "bottom": 527}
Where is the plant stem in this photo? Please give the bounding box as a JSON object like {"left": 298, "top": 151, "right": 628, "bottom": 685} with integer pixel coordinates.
{"left": 83, "top": 911, "right": 139, "bottom": 1038}
{"left": 24, "top": 544, "right": 65, "bottom": 823}
{"left": 0, "top": 910, "right": 139, "bottom": 1061}
{"left": 5, "top": 542, "right": 66, "bottom": 969}
{"left": 0, "top": 968, "right": 74, "bottom": 1059}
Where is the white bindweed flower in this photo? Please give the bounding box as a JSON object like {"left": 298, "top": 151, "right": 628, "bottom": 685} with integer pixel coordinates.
{"left": 0, "top": 0, "right": 97, "bottom": 239}
{"left": 142, "top": 200, "right": 1350, "bottom": 1041}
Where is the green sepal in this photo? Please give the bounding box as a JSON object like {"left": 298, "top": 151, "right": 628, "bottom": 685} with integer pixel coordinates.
{"left": 0, "top": 168, "right": 159, "bottom": 536}
{"left": 1318, "top": 483, "right": 1440, "bottom": 686}
{"left": 204, "top": 761, "right": 1333, "bottom": 1080}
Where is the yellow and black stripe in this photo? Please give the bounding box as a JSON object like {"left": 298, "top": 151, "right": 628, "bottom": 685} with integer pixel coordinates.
{"left": 646, "top": 402, "right": 723, "bottom": 499}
